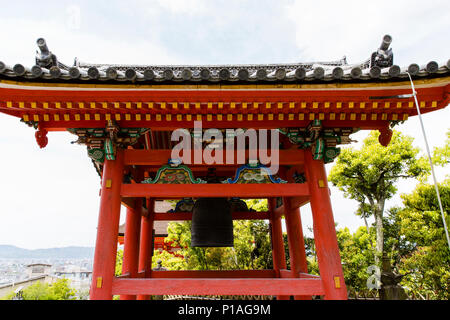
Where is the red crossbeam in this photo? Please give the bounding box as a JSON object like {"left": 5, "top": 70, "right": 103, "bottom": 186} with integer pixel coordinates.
{"left": 123, "top": 149, "right": 305, "bottom": 166}
{"left": 111, "top": 278, "right": 324, "bottom": 296}
{"left": 153, "top": 211, "right": 270, "bottom": 221}
{"left": 150, "top": 270, "right": 275, "bottom": 278}
{"left": 121, "top": 183, "right": 309, "bottom": 198}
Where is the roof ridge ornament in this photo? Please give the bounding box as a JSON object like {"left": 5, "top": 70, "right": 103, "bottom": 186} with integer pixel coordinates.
{"left": 36, "top": 38, "right": 58, "bottom": 69}
{"left": 370, "top": 34, "right": 393, "bottom": 69}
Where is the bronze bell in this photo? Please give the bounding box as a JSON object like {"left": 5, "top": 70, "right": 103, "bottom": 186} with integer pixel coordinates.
{"left": 229, "top": 197, "right": 250, "bottom": 212}
{"left": 191, "top": 198, "right": 234, "bottom": 247}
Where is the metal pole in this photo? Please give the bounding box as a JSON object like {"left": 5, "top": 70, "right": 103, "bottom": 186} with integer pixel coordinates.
{"left": 406, "top": 72, "right": 450, "bottom": 251}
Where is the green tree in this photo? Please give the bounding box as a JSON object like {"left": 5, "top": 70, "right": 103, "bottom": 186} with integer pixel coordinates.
{"left": 396, "top": 179, "right": 450, "bottom": 299}
{"left": 22, "top": 281, "right": 53, "bottom": 300}
{"left": 336, "top": 226, "right": 377, "bottom": 293}
{"left": 328, "top": 130, "right": 429, "bottom": 264}
{"left": 152, "top": 249, "right": 186, "bottom": 270}
{"left": 48, "top": 278, "right": 77, "bottom": 300}
{"left": 157, "top": 199, "right": 272, "bottom": 271}
{"left": 432, "top": 129, "right": 450, "bottom": 167}
{"left": 382, "top": 207, "right": 416, "bottom": 268}
{"left": 2, "top": 278, "right": 77, "bottom": 300}
{"left": 162, "top": 219, "right": 272, "bottom": 271}
{"left": 302, "top": 226, "right": 377, "bottom": 294}
{"left": 115, "top": 248, "right": 123, "bottom": 276}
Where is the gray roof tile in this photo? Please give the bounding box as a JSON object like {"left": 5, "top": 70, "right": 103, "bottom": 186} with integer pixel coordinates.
{"left": 1, "top": 36, "right": 449, "bottom": 84}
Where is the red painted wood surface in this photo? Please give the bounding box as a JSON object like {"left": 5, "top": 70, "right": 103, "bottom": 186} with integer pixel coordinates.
{"left": 283, "top": 201, "right": 308, "bottom": 275}
{"left": 1, "top": 82, "right": 448, "bottom": 131}
{"left": 268, "top": 199, "right": 286, "bottom": 272}
{"left": 289, "top": 196, "right": 310, "bottom": 209}
{"left": 111, "top": 278, "right": 325, "bottom": 296}
{"left": 283, "top": 200, "right": 311, "bottom": 300}
{"left": 121, "top": 199, "right": 142, "bottom": 300}
{"left": 34, "top": 119, "right": 395, "bottom": 131}
{"left": 304, "top": 150, "right": 348, "bottom": 300}
{"left": 153, "top": 211, "right": 269, "bottom": 221}
{"left": 278, "top": 270, "right": 320, "bottom": 279}
{"left": 121, "top": 183, "right": 309, "bottom": 198}
{"left": 121, "top": 197, "right": 149, "bottom": 217}
{"left": 124, "top": 149, "right": 305, "bottom": 166}
{"left": 133, "top": 269, "right": 322, "bottom": 284}
{"left": 150, "top": 270, "right": 275, "bottom": 278}
{"left": 137, "top": 199, "right": 154, "bottom": 300}
{"left": 0, "top": 83, "right": 446, "bottom": 110}
{"left": 269, "top": 198, "right": 290, "bottom": 300}
{"left": 89, "top": 150, "right": 124, "bottom": 300}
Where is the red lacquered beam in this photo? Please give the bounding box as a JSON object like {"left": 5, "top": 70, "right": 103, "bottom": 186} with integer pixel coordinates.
{"left": 121, "top": 183, "right": 309, "bottom": 198}
{"left": 150, "top": 270, "right": 275, "bottom": 278}
{"left": 111, "top": 278, "right": 324, "bottom": 296}
{"left": 123, "top": 149, "right": 305, "bottom": 166}
{"left": 152, "top": 211, "right": 270, "bottom": 221}
{"left": 279, "top": 269, "right": 320, "bottom": 279}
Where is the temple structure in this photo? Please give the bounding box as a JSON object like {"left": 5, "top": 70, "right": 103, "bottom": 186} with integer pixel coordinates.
{"left": 0, "top": 35, "right": 448, "bottom": 300}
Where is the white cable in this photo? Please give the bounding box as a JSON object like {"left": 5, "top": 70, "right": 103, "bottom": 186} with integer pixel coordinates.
{"left": 406, "top": 71, "right": 450, "bottom": 251}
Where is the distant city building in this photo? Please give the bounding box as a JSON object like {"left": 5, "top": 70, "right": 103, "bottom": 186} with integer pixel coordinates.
{"left": 26, "top": 263, "right": 52, "bottom": 278}
{"left": 53, "top": 269, "right": 92, "bottom": 292}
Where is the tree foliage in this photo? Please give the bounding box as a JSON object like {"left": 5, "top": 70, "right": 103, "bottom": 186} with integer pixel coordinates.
{"left": 336, "top": 226, "right": 377, "bottom": 292}
{"left": 2, "top": 278, "right": 77, "bottom": 300}
{"left": 153, "top": 199, "right": 273, "bottom": 271}
{"left": 321, "top": 179, "right": 450, "bottom": 299}
{"left": 115, "top": 248, "right": 123, "bottom": 276}
{"left": 326, "top": 128, "right": 449, "bottom": 298}
{"left": 432, "top": 129, "right": 450, "bottom": 167}
{"left": 395, "top": 179, "right": 450, "bottom": 299}
{"left": 328, "top": 130, "right": 429, "bottom": 262}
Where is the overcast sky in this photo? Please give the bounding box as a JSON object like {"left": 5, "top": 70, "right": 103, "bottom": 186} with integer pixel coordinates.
{"left": 0, "top": 0, "right": 449, "bottom": 249}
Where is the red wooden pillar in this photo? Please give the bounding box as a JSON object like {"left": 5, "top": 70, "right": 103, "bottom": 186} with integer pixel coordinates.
{"left": 120, "top": 198, "right": 142, "bottom": 300}
{"left": 304, "top": 149, "right": 347, "bottom": 300}
{"left": 283, "top": 197, "right": 311, "bottom": 300}
{"left": 90, "top": 149, "right": 124, "bottom": 300}
{"left": 137, "top": 198, "right": 155, "bottom": 301}
{"left": 268, "top": 198, "right": 289, "bottom": 300}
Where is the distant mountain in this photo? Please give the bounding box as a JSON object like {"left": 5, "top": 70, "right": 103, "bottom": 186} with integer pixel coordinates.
{"left": 0, "top": 245, "right": 94, "bottom": 259}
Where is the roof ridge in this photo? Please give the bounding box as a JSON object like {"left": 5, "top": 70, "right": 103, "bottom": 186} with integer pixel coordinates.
{"left": 1, "top": 35, "right": 449, "bottom": 83}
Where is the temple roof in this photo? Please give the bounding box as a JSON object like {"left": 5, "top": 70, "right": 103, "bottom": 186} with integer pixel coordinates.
{"left": 1, "top": 35, "right": 449, "bottom": 84}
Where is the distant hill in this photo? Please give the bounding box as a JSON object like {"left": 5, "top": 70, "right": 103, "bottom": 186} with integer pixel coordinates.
{"left": 0, "top": 245, "right": 94, "bottom": 259}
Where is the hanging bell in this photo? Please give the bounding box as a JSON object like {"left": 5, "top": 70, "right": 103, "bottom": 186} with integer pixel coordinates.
{"left": 229, "top": 197, "right": 250, "bottom": 212}
{"left": 191, "top": 198, "right": 234, "bottom": 247}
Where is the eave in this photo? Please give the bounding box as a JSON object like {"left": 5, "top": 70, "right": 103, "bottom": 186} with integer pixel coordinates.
{"left": 0, "top": 76, "right": 448, "bottom": 131}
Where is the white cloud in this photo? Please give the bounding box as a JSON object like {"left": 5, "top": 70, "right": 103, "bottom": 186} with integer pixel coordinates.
{"left": 284, "top": 0, "right": 450, "bottom": 65}
{"left": 0, "top": 16, "right": 180, "bottom": 67}
{"left": 155, "top": 0, "right": 209, "bottom": 15}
